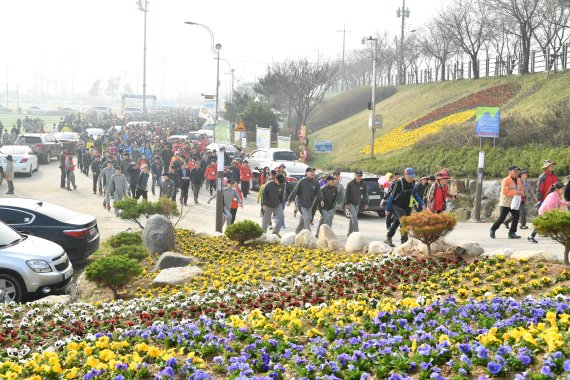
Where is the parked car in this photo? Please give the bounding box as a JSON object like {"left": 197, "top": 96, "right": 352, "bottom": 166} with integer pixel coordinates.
{"left": 54, "top": 132, "right": 81, "bottom": 152}
{"left": 0, "top": 104, "right": 12, "bottom": 113}
{"left": 27, "top": 106, "right": 48, "bottom": 115}
{"left": 206, "top": 143, "right": 239, "bottom": 163}
{"left": 0, "top": 221, "right": 73, "bottom": 303}
{"left": 248, "top": 148, "right": 309, "bottom": 190}
{"left": 0, "top": 145, "right": 39, "bottom": 177}
{"left": 14, "top": 133, "right": 63, "bottom": 164}
{"left": 187, "top": 131, "right": 209, "bottom": 152}
{"left": 335, "top": 172, "right": 386, "bottom": 218}
{"left": 85, "top": 128, "right": 105, "bottom": 140}
{"left": 0, "top": 198, "right": 100, "bottom": 261}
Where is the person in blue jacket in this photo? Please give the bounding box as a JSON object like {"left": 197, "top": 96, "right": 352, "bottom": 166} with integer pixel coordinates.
{"left": 384, "top": 167, "right": 424, "bottom": 247}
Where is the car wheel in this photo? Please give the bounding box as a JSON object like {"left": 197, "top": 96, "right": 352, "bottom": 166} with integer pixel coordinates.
{"left": 0, "top": 274, "right": 26, "bottom": 303}
{"left": 377, "top": 210, "right": 386, "bottom": 218}
{"left": 344, "top": 208, "right": 352, "bottom": 219}
{"left": 27, "top": 165, "right": 32, "bottom": 177}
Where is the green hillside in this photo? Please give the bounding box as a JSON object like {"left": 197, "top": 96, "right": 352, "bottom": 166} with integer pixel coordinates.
{"left": 309, "top": 71, "right": 570, "bottom": 177}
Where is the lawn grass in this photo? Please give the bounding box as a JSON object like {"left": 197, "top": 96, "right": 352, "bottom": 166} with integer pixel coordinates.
{"left": 0, "top": 113, "right": 63, "bottom": 130}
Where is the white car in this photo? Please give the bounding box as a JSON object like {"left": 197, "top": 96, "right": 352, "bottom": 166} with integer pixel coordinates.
{"left": 197, "top": 129, "right": 214, "bottom": 142}
{"left": 248, "top": 148, "right": 309, "bottom": 181}
{"left": 0, "top": 221, "right": 73, "bottom": 303}
{"left": 0, "top": 146, "right": 39, "bottom": 177}
{"left": 27, "top": 106, "right": 48, "bottom": 115}
{"left": 85, "top": 128, "right": 105, "bottom": 140}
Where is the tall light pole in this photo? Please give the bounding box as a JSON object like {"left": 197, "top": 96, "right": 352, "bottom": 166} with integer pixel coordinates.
{"left": 397, "top": 0, "right": 410, "bottom": 85}
{"left": 219, "top": 58, "right": 234, "bottom": 103}
{"left": 362, "top": 36, "right": 378, "bottom": 157}
{"left": 185, "top": 20, "right": 224, "bottom": 232}
{"left": 337, "top": 24, "right": 351, "bottom": 91}
{"left": 137, "top": 0, "right": 149, "bottom": 117}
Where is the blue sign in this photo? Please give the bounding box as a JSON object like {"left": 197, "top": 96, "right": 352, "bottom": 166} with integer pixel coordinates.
{"left": 475, "top": 107, "right": 500, "bottom": 138}
{"left": 315, "top": 140, "right": 333, "bottom": 153}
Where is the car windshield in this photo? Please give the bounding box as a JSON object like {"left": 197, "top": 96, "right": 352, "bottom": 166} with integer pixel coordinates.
{"left": 19, "top": 136, "right": 42, "bottom": 144}
{"left": 363, "top": 179, "right": 381, "bottom": 192}
{"left": 274, "top": 151, "right": 298, "bottom": 161}
{"left": 0, "top": 146, "right": 28, "bottom": 155}
{"left": 0, "top": 222, "right": 22, "bottom": 246}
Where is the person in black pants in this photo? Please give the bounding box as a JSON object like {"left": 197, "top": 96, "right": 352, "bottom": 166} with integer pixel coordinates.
{"left": 490, "top": 166, "right": 523, "bottom": 240}
{"left": 190, "top": 161, "right": 204, "bottom": 204}
{"left": 58, "top": 150, "right": 68, "bottom": 188}
{"left": 177, "top": 162, "right": 191, "bottom": 205}
{"left": 90, "top": 155, "right": 102, "bottom": 194}
{"left": 135, "top": 165, "right": 150, "bottom": 201}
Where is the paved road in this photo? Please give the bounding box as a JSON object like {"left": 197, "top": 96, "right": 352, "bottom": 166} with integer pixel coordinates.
{"left": 3, "top": 159, "right": 565, "bottom": 262}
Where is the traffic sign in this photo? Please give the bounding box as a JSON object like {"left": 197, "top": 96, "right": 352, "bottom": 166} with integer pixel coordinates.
{"left": 373, "top": 115, "right": 383, "bottom": 127}
{"left": 298, "top": 125, "right": 307, "bottom": 140}
{"left": 235, "top": 120, "right": 247, "bottom": 132}
{"left": 300, "top": 148, "right": 309, "bottom": 162}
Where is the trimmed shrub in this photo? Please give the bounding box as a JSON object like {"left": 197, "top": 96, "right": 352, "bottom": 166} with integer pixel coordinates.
{"left": 533, "top": 210, "right": 570, "bottom": 265}
{"left": 225, "top": 220, "right": 264, "bottom": 245}
{"left": 109, "top": 232, "right": 143, "bottom": 248}
{"left": 110, "top": 245, "right": 149, "bottom": 261}
{"left": 85, "top": 255, "right": 142, "bottom": 299}
{"left": 113, "top": 197, "right": 180, "bottom": 229}
{"left": 400, "top": 211, "right": 457, "bottom": 255}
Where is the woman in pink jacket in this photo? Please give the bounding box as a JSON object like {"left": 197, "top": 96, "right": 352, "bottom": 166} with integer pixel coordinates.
{"left": 528, "top": 182, "right": 568, "bottom": 243}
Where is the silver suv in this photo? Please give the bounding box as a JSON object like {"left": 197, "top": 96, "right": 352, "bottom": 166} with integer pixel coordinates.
{"left": 0, "top": 221, "right": 73, "bottom": 303}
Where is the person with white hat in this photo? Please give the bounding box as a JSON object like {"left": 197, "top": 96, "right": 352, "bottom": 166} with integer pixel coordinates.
{"left": 537, "top": 160, "right": 559, "bottom": 205}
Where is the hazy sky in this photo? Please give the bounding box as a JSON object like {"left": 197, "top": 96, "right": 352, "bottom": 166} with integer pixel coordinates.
{"left": 0, "top": 0, "right": 451, "bottom": 105}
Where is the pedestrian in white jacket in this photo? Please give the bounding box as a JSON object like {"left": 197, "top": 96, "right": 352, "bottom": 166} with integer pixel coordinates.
{"left": 109, "top": 167, "right": 129, "bottom": 216}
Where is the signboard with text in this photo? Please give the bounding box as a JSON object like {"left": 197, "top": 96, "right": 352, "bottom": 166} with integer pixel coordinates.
{"left": 256, "top": 127, "right": 271, "bottom": 148}
{"left": 214, "top": 121, "right": 231, "bottom": 143}
{"left": 314, "top": 140, "right": 333, "bottom": 153}
{"left": 277, "top": 135, "right": 291, "bottom": 149}
{"left": 475, "top": 107, "right": 500, "bottom": 138}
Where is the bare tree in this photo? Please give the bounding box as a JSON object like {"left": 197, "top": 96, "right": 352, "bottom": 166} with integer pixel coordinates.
{"left": 421, "top": 22, "right": 453, "bottom": 81}
{"left": 270, "top": 59, "right": 339, "bottom": 136}
{"left": 436, "top": 0, "right": 495, "bottom": 79}
{"left": 89, "top": 79, "right": 101, "bottom": 99}
{"left": 533, "top": 0, "right": 570, "bottom": 69}
{"left": 492, "top": 0, "right": 544, "bottom": 74}
{"left": 491, "top": 16, "right": 521, "bottom": 75}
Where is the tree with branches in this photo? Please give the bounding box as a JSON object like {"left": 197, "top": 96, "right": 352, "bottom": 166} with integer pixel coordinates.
{"left": 421, "top": 22, "right": 454, "bottom": 81}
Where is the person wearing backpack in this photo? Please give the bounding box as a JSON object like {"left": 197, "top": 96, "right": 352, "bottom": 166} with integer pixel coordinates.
{"left": 427, "top": 171, "right": 455, "bottom": 213}
{"left": 384, "top": 168, "right": 424, "bottom": 247}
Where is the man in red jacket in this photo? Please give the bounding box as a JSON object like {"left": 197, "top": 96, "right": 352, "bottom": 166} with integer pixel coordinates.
{"left": 239, "top": 160, "right": 253, "bottom": 199}
{"left": 537, "top": 160, "right": 558, "bottom": 204}
{"left": 205, "top": 160, "right": 217, "bottom": 196}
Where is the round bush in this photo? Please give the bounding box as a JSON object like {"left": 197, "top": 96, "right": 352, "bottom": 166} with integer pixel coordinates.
{"left": 109, "top": 232, "right": 143, "bottom": 248}
{"left": 110, "top": 245, "right": 149, "bottom": 261}
{"left": 85, "top": 255, "right": 142, "bottom": 299}
{"left": 225, "top": 220, "right": 263, "bottom": 245}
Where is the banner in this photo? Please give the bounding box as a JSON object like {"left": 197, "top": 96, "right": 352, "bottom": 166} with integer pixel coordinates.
{"left": 277, "top": 135, "right": 291, "bottom": 149}
{"left": 475, "top": 107, "right": 500, "bottom": 138}
{"left": 234, "top": 131, "right": 247, "bottom": 147}
{"left": 199, "top": 100, "right": 216, "bottom": 120}
{"left": 214, "top": 121, "right": 231, "bottom": 143}
{"left": 256, "top": 127, "right": 271, "bottom": 148}
{"left": 314, "top": 140, "right": 333, "bottom": 153}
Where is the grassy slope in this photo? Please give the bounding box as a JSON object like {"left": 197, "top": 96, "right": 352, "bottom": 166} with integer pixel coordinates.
{"left": 309, "top": 71, "right": 570, "bottom": 171}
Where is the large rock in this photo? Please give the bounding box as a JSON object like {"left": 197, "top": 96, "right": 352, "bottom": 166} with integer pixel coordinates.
{"left": 280, "top": 233, "right": 296, "bottom": 246}
{"left": 482, "top": 248, "right": 515, "bottom": 258}
{"left": 510, "top": 250, "right": 552, "bottom": 261}
{"left": 264, "top": 234, "right": 281, "bottom": 245}
{"left": 345, "top": 232, "right": 368, "bottom": 253}
{"left": 143, "top": 215, "right": 175, "bottom": 254}
{"left": 450, "top": 180, "right": 467, "bottom": 195}
{"left": 417, "top": 238, "right": 456, "bottom": 255}
{"left": 468, "top": 180, "right": 477, "bottom": 195}
{"left": 152, "top": 266, "right": 203, "bottom": 287}
{"left": 483, "top": 181, "right": 501, "bottom": 199}
{"left": 456, "top": 241, "right": 484, "bottom": 257}
{"left": 454, "top": 208, "right": 471, "bottom": 222}
{"left": 368, "top": 241, "right": 393, "bottom": 255}
{"left": 317, "top": 225, "right": 343, "bottom": 251}
{"left": 153, "top": 252, "right": 193, "bottom": 271}
{"left": 31, "top": 295, "right": 72, "bottom": 305}
{"left": 295, "top": 230, "right": 317, "bottom": 249}
{"left": 473, "top": 198, "right": 499, "bottom": 221}
{"left": 394, "top": 238, "right": 422, "bottom": 255}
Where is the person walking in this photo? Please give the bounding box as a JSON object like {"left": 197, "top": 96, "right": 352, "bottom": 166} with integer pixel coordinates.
{"left": 383, "top": 173, "right": 397, "bottom": 230}
{"left": 415, "top": 176, "right": 430, "bottom": 211}
{"left": 344, "top": 171, "right": 369, "bottom": 236}
{"left": 565, "top": 177, "right": 570, "bottom": 209}
{"left": 4, "top": 155, "right": 14, "bottom": 195}
{"left": 64, "top": 154, "right": 77, "bottom": 191}
{"left": 537, "top": 160, "right": 559, "bottom": 204}
{"left": 239, "top": 160, "right": 253, "bottom": 199}
{"left": 150, "top": 157, "right": 163, "bottom": 196}
{"left": 384, "top": 168, "right": 424, "bottom": 247}
{"left": 58, "top": 149, "right": 68, "bottom": 188}
{"left": 287, "top": 167, "right": 323, "bottom": 234}
{"left": 177, "top": 162, "right": 191, "bottom": 205}
{"left": 127, "top": 162, "right": 140, "bottom": 198}
{"left": 135, "top": 164, "right": 150, "bottom": 201}
{"left": 261, "top": 174, "right": 286, "bottom": 236}
{"left": 99, "top": 161, "right": 115, "bottom": 211}
{"left": 528, "top": 182, "right": 569, "bottom": 243}
{"left": 504, "top": 169, "right": 537, "bottom": 230}
{"left": 426, "top": 171, "right": 455, "bottom": 213}
{"left": 208, "top": 179, "right": 242, "bottom": 228}
{"left": 205, "top": 160, "right": 217, "bottom": 195}
{"left": 230, "top": 183, "right": 244, "bottom": 224}
{"left": 190, "top": 160, "right": 204, "bottom": 204}
{"left": 490, "top": 165, "right": 524, "bottom": 240}
{"left": 109, "top": 167, "right": 129, "bottom": 216}
{"left": 160, "top": 172, "right": 176, "bottom": 200}
{"left": 315, "top": 175, "right": 339, "bottom": 238}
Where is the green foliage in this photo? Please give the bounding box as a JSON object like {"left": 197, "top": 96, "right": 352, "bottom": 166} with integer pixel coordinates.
{"left": 113, "top": 196, "right": 180, "bottom": 228}
{"left": 225, "top": 92, "right": 254, "bottom": 124}
{"left": 400, "top": 211, "right": 457, "bottom": 255}
{"left": 243, "top": 102, "right": 279, "bottom": 135}
{"left": 108, "top": 232, "right": 143, "bottom": 248}
{"left": 110, "top": 245, "right": 149, "bottom": 261}
{"left": 533, "top": 210, "right": 570, "bottom": 265}
{"left": 225, "top": 220, "right": 264, "bottom": 245}
{"left": 85, "top": 255, "right": 142, "bottom": 299}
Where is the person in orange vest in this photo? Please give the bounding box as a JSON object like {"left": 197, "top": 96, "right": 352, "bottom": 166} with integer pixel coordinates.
{"left": 205, "top": 159, "right": 217, "bottom": 195}
{"left": 239, "top": 160, "right": 253, "bottom": 199}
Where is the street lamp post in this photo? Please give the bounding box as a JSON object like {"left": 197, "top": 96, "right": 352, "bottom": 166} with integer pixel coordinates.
{"left": 185, "top": 20, "right": 224, "bottom": 232}
{"left": 397, "top": 0, "right": 410, "bottom": 85}
{"left": 137, "top": 0, "right": 149, "bottom": 117}
{"left": 362, "top": 37, "right": 378, "bottom": 157}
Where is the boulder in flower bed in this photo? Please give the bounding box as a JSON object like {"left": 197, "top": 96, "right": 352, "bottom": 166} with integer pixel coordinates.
{"left": 263, "top": 233, "right": 281, "bottom": 245}
{"left": 510, "top": 250, "right": 558, "bottom": 262}
{"left": 482, "top": 248, "right": 515, "bottom": 258}
{"left": 295, "top": 229, "right": 317, "bottom": 249}
{"left": 280, "top": 232, "right": 296, "bottom": 246}
{"left": 368, "top": 241, "right": 393, "bottom": 255}
{"left": 152, "top": 266, "right": 203, "bottom": 287}
{"left": 317, "top": 225, "right": 343, "bottom": 251}
{"left": 153, "top": 251, "right": 193, "bottom": 271}
{"left": 456, "top": 241, "right": 485, "bottom": 257}
{"left": 345, "top": 232, "right": 368, "bottom": 253}
{"left": 31, "top": 295, "right": 72, "bottom": 306}
{"left": 143, "top": 215, "right": 175, "bottom": 254}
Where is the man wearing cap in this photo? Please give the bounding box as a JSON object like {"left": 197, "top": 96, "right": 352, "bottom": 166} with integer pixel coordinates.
{"left": 345, "top": 171, "right": 369, "bottom": 236}
{"left": 229, "top": 160, "right": 241, "bottom": 184}
{"left": 315, "top": 175, "right": 339, "bottom": 238}
{"left": 287, "top": 167, "right": 323, "bottom": 234}
{"left": 160, "top": 172, "right": 176, "bottom": 200}
{"left": 109, "top": 166, "right": 129, "bottom": 216}
{"left": 504, "top": 169, "right": 537, "bottom": 230}
{"left": 384, "top": 168, "right": 424, "bottom": 247}
{"left": 490, "top": 165, "right": 524, "bottom": 239}
{"left": 415, "top": 175, "right": 430, "bottom": 210}
{"left": 261, "top": 174, "right": 287, "bottom": 236}
{"left": 333, "top": 171, "right": 345, "bottom": 206}
{"left": 239, "top": 160, "right": 253, "bottom": 199}
{"left": 537, "top": 160, "right": 558, "bottom": 204}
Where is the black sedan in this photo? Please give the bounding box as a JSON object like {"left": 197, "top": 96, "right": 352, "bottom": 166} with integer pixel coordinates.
{"left": 0, "top": 198, "right": 100, "bottom": 261}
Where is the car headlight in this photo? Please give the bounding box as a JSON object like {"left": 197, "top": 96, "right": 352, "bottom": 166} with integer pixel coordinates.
{"left": 26, "top": 260, "right": 53, "bottom": 273}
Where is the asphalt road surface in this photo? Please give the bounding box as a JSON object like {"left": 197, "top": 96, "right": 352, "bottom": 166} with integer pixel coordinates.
{"left": 3, "top": 158, "right": 565, "bottom": 262}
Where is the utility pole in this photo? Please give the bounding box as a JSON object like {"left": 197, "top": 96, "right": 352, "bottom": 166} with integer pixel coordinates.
{"left": 337, "top": 24, "right": 351, "bottom": 91}
{"left": 137, "top": 0, "right": 149, "bottom": 118}
{"left": 397, "top": 0, "right": 410, "bottom": 85}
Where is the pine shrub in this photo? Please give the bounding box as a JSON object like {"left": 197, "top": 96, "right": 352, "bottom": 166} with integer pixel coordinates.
{"left": 110, "top": 245, "right": 149, "bottom": 261}
{"left": 533, "top": 210, "right": 570, "bottom": 265}
{"left": 400, "top": 211, "right": 457, "bottom": 255}
{"left": 85, "top": 256, "right": 142, "bottom": 299}
{"left": 225, "top": 220, "right": 264, "bottom": 245}
{"left": 108, "top": 232, "right": 143, "bottom": 248}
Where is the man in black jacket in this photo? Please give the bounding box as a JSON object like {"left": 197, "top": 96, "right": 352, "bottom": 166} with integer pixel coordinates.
{"left": 315, "top": 176, "right": 339, "bottom": 238}
{"left": 190, "top": 161, "right": 204, "bottom": 204}
{"left": 345, "top": 171, "right": 369, "bottom": 236}
{"left": 177, "top": 162, "right": 191, "bottom": 205}
{"left": 261, "top": 174, "right": 286, "bottom": 235}
{"left": 287, "top": 167, "right": 323, "bottom": 234}
{"left": 126, "top": 162, "right": 140, "bottom": 197}
{"left": 90, "top": 155, "right": 102, "bottom": 194}
{"left": 135, "top": 164, "right": 150, "bottom": 200}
